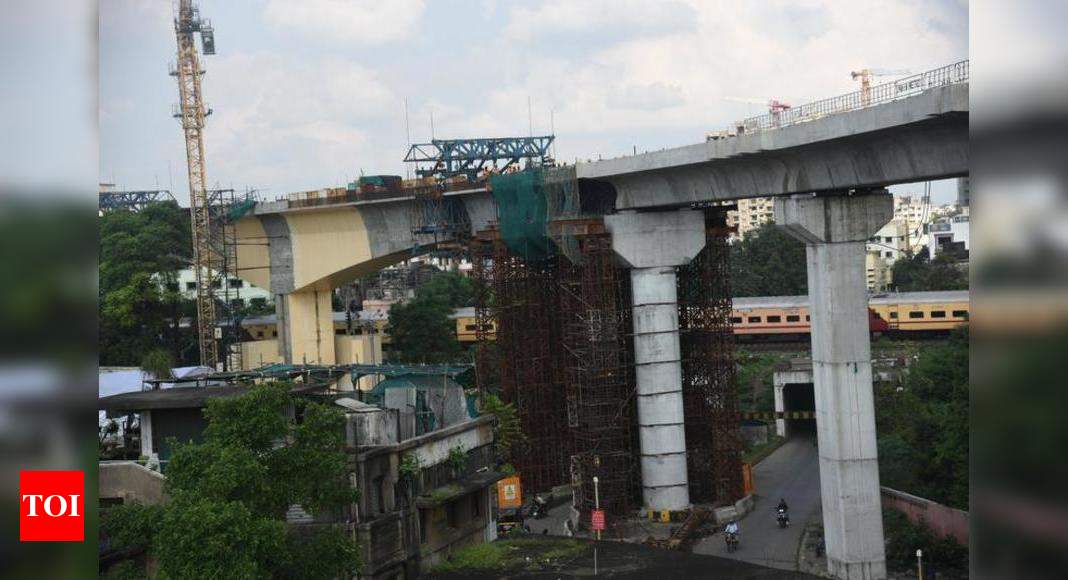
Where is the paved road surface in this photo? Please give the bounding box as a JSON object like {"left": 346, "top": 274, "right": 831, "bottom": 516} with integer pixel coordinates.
{"left": 694, "top": 435, "right": 821, "bottom": 571}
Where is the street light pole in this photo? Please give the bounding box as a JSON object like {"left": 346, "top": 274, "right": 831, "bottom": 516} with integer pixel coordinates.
{"left": 593, "top": 476, "right": 601, "bottom": 541}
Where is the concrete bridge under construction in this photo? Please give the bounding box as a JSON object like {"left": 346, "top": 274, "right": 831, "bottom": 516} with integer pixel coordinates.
{"left": 232, "top": 72, "right": 968, "bottom": 580}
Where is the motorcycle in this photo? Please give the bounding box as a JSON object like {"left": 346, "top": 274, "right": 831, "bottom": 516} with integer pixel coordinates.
{"left": 725, "top": 530, "right": 740, "bottom": 552}
{"left": 777, "top": 508, "right": 790, "bottom": 528}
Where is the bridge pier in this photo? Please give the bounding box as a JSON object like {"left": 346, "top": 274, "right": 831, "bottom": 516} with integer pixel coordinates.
{"left": 275, "top": 289, "right": 335, "bottom": 365}
{"left": 775, "top": 190, "right": 892, "bottom": 580}
{"left": 606, "top": 209, "right": 706, "bottom": 512}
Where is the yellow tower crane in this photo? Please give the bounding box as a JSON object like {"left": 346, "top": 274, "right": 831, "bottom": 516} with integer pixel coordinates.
{"left": 850, "top": 68, "right": 911, "bottom": 107}
{"left": 172, "top": 0, "right": 222, "bottom": 369}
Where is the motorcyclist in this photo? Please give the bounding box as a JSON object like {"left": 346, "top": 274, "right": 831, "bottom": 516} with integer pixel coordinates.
{"left": 777, "top": 498, "right": 789, "bottom": 512}
{"left": 724, "top": 519, "right": 740, "bottom": 537}
{"left": 776, "top": 498, "right": 790, "bottom": 527}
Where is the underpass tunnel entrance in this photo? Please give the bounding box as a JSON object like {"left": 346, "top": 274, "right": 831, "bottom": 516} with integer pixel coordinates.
{"left": 781, "top": 382, "right": 816, "bottom": 437}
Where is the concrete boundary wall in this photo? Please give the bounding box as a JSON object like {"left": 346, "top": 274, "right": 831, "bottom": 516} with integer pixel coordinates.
{"left": 881, "top": 486, "right": 968, "bottom": 545}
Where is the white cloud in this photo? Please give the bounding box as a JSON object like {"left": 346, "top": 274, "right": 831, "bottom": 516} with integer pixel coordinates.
{"left": 504, "top": 0, "right": 693, "bottom": 40}
{"left": 263, "top": 0, "right": 426, "bottom": 45}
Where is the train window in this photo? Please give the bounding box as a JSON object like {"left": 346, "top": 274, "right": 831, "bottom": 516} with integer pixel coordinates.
{"left": 730, "top": 317, "right": 743, "bottom": 324}
{"left": 767, "top": 315, "right": 782, "bottom": 323}
{"left": 889, "top": 312, "right": 898, "bottom": 319}
{"left": 335, "top": 328, "right": 346, "bottom": 335}
{"left": 805, "top": 315, "right": 810, "bottom": 321}
{"left": 747, "top": 316, "right": 761, "bottom": 323}
{"left": 908, "top": 311, "right": 924, "bottom": 319}
{"left": 930, "top": 311, "right": 946, "bottom": 318}
{"left": 786, "top": 315, "right": 800, "bottom": 322}
{"left": 952, "top": 310, "right": 968, "bottom": 319}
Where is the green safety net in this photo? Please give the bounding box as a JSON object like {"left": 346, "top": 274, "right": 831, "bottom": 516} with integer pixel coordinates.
{"left": 227, "top": 198, "right": 257, "bottom": 221}
{"left": 490, "top": 169, "right": 555, "bottom": 263}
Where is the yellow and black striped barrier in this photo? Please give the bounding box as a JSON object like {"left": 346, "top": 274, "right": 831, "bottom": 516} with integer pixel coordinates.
{"left": 741, "top": 411, "right": 816, "bottom": 420}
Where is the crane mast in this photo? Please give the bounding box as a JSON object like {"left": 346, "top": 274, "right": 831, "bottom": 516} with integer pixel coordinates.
{"left": 173, "top": 0, "right": 220, "bottom": 369}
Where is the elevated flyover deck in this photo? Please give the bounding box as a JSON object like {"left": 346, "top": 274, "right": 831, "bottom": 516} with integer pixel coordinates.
{"left": 577, "top": 80, "right": 968, "bottom": 209}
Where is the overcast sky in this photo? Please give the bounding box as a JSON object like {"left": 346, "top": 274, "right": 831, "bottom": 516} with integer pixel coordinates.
{"left": 99, "top": 0, "right": 968, "bottom": 205}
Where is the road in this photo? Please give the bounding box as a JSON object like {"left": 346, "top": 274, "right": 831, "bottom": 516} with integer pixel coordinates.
{"left": 694, "top": 435, "right": 821, "bottom": 571}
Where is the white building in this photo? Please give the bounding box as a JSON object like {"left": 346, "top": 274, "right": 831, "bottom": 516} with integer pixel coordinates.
{"left": 930, "top": 215, "right": 970, "bottom": 258}
{"left": 172, "top": 268, "right": 272, "bottom": 309}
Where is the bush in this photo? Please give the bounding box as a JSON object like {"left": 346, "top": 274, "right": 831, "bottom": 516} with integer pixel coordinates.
{"left": 883, "top": 509, "right": 968, "bottom": 577}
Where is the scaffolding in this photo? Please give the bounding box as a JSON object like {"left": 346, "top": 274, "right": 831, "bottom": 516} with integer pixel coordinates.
{"left": 487, "top": 239, "right": 571, "bottom": 495}
{"left": 559, "top": 230, "right": 636, "bottom": 523}
{"left": 677, "top": 208, "right": 744, "bottom": 504}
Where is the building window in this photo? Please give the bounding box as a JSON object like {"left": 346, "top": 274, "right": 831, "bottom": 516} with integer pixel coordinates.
{"left": 256, "top": 331, "right": 264, "bottom": 338}
{"left": 335, "top": 328, "right": 346, "bottom": 335}
{"left": 909, "top": 311, "right": 924, "bottom": 319}
{"left": 465, "top": 324, "right": 477, "bottom": 331}
{"left": 228, "top": 278, "right": 243, "bottom": 288}
{"left": 165, "top": 282, "right": 179, "bottom": 292}
{"left": 766, "top": 315, "right": 782, "bottom": 323}
{"left": 272, "top": 330, "right": 278, "bottom": 338}
{"left": 446, "top": 500, "right": 459, "bottom": 529}
{"left": 186, "top": 282, "right": 197, "bottom": 290}
{"left": 952, "top": 310, "right": 968, "bottom": 319}
{"left": 884, "top": 251, "right": 893, "bottom": 258}
{"left": 931, "top": 311, "right": 946, "bottom": 318}
{"left": 211, "top": 280, "right": 222, "bottom": 289}
{"left": 747, "top": 316, "right": 761, "bottom": 323}
{"left": 889, "top": 312, "right": 898, "bottom": 319}
{"left": 884, "top": 237, "right": 893, "bottom": 243}
{"left": 730, "top": 317, "right": 743, "bottom": 324}
{"left": 471, "top": 490, "right": 482, "bottom": 520}
{"left": 805, "top": 315, "right": 810, "bottom": 321}
{"left": 419, "top": 509, "right": 428, "bottom": 544}
{"left": 786, "top": 315, "right": 800, "bottom": 323}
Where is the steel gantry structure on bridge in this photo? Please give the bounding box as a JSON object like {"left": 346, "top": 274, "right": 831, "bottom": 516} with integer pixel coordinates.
{"left": 403, "top": 136, "right": 555, "bottom": 181}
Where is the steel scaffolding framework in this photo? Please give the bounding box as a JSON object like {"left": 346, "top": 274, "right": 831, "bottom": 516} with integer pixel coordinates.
{"left": 98, "top": 189, "right": 175, "bottom": 213}
{"left": 558, "top": 230, "right": 636, "bottom": 524}
{"left": 677, "top": 208, "right": 744, "bottom": 504}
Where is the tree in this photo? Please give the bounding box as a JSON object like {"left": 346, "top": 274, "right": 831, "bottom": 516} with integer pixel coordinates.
{"left": 417, "top": 269, "right": 475, "bottom": 308}
{"left": 140, "top": 348, "right": 175, "bottom": 381}
{"left": 890, "top": 247, "right": 968, "bottom": 292}
{"left": 875, "top": 327, "right": 968, "bottom": 509}
{"left": 101, "top": 383, "right": 361, "bottom": 579}
{"left": 387, "top": 295, "right": 463, "bottom": 363}
{"left": 479, "top": 393, "right": 524, "bottom": 467}
{"left": 99, "top": 201, "right": 196, "bottom": 365}
{"left": 729, "top": 224, "right": 808, "bottom": 297}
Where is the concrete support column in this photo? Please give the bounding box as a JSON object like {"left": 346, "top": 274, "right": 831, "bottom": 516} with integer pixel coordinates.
{"left": 277, "top": 289, "right": 335, "bottom": 365}
{"left": 606, "top": 209, "right": 706, "bottom": 511}
{"left": 775, "top": 190, "right": 893, "bottom": 580}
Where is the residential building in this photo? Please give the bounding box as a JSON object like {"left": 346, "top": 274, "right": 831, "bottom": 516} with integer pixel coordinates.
{"left": 930, "top": 215, "right": 970, "bottom": 259}
{"left": 726, "top": 196, "right": 774, "bottom": 239}
{"left": 865, "top": 220, "right": 910, "bottom": 291}
{"left": 98, "top": 369, "right": 502, "bottom": 580}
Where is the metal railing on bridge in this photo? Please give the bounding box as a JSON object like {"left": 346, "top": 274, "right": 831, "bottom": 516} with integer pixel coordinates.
{"left": 738, "top": 60, "right": 969, "bottom": 134}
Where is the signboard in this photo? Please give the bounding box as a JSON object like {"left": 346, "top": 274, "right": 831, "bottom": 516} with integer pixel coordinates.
{"left": 496, "top": 476, "right": 522, "bottom": 510}
{"left": 591, "top": 509, "right": 606, "bottom": 531}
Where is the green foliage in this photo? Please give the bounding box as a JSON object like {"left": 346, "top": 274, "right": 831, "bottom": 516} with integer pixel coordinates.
{"left": 729, "top": 224, "right": 808, "bottom": 297}
{"left": 480, "top": 393, "right": 524, "bottom": 465}
{"left": 876, "top": 327, "right": 969, "bottom": 509}
{"left": 448, "top": 444, "right": 468, "bottom": 472}
{"left": 104, "top": 382, "right": 361, "bottom": 578}
{"left": 102, "top": 560, "right": 143, "bottom": 580}
{"left": 890, "top": 248, "right": 968, "bottom": 292}
{"left": 417, "top": 270, "right": 475, "bottom": 308}
{"left": 387, "top": 295, "right": 462, "bottom": 363}
{"left": 883, "top": 509, "right": 968, "bottom": 576}
{"left": 140, "top": 348, "right": 175, "bottom": 380}
{"left": 399, "top": 452, "right": 422, "bottom": 480}
{"left": 433, "top": 537, "right": 588, "bottom": 574}
{"left": 99, "top": 201, "right": 196, "bottom": 365}
{"left": 101, "top": 502, "right": 163, "bottom": 552}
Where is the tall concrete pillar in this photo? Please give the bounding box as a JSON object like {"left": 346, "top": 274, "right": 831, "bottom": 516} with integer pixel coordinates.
{"left": 276, "top": 289, "right": 335, "bottom": 365}
{"left": 605, "top": 209, "right": 706, "bottom": 511}
{"left": 775, "top": 190, "right": 893, "bottom": 580}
